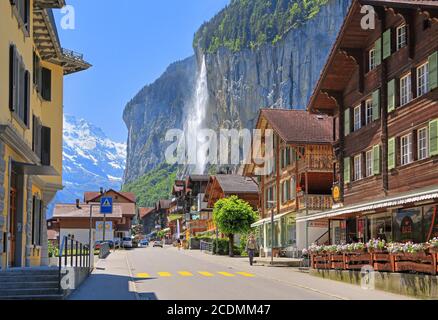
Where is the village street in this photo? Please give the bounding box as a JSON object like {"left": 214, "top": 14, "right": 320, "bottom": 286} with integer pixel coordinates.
{"left": 68, "top": 246, "right": 412, "bottom": 300}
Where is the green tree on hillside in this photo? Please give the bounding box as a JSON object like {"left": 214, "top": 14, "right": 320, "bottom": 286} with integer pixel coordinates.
{"left": 213, "top": 196, "right": 258, "bottom": 257}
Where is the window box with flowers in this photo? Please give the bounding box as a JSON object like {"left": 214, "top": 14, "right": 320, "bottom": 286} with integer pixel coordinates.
{"left": 389, "top": 242, "right": 436, "bottom": 275}
{"left": 367, "top": 239, "right": 395, "bottom": 272}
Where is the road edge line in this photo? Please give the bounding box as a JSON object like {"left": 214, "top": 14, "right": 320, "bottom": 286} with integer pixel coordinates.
{"left": 124, "top": 250, "right": 140, "bottom": 301}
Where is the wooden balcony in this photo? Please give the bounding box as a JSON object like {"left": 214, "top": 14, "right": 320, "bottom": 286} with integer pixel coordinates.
{"left": 298, "top": 194, "right": 333, "bottom": 211}
{"left": 298, "top": 154, "right": 333, "bottom": 172}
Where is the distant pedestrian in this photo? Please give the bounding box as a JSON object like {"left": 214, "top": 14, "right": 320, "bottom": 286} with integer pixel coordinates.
{"left": 177, "top": 239, "right": 181, "bottom": 250}
{"left": 246, "top": 234, "right": 257, "bottom": 266}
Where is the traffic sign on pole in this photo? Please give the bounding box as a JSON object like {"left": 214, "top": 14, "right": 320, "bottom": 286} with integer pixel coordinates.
{"left": 100, "top": 197, "right": 113, "bottom": 214}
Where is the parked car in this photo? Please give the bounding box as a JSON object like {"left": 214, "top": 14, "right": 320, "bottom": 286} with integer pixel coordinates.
{"left": 122, "top": 237, "right": 133, "bottom": 249}
{"left": 153, "top": 240, "right": 163, "bottom": 248}
{"left": 139, "top": 239, "right": 149, "bottom": 247}
{"left": 94, "top": 241, "right": 104, "bottom": 250}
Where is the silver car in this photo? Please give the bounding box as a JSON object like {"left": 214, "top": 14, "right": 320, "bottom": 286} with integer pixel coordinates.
{"left": 122, "top": 237, "right": 133, "bottom": 248}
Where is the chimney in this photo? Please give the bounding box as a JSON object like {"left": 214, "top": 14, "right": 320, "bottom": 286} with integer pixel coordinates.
{"left": 76, "top": 199, "right": 81, "bottom": 209}
{"left": 100, "top": 187, "right": 104, "bottom": 194}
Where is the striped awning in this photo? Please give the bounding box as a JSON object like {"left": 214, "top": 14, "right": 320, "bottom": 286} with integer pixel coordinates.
{"left": 296, "top": 186, "right": 438, "bottom": 223}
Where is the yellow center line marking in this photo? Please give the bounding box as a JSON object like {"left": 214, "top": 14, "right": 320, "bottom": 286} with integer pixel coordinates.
{"left": 198, "top": 271, "right": 214, "bottom": 277}
{"left": 178, "top": 271, "right": 194, "bottom": 277}
{"left": 136, "top": 273, "right": 151, "bottom": 278}
{"left": 218, "top": 272, "right": 235, "bottom": 277}
{"left": 158, "top": 272, "right": 172, "bottom": 277}
{"left": 236, "top": 272, "right": 255, "bottom": 277}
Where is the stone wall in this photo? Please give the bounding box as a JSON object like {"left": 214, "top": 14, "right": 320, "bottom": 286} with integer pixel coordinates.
{"left": 310, "top": 268, "right": 438, "bottom": 299}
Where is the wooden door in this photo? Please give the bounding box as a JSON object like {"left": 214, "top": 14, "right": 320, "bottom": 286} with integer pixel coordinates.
{"left": 9, "top": 187, "right": 17, "bottom": 267}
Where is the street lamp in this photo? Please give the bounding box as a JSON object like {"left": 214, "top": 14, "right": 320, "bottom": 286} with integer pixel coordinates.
{"left": 267, "top": 200, "right": 277, "bottom": 265}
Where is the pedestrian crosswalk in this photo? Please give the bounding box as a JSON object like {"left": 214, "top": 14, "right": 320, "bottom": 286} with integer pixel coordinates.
{"left": 136, "top": 271, "right": 255, "bottom": 279}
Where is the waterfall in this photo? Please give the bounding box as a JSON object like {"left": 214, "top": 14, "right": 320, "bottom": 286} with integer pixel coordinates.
{"left": 185, "top": 56, "right": 209, "bottom": 174}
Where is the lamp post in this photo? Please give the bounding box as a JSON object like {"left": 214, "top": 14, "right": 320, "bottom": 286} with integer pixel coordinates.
{"left": 267, "top": 200, "right": 277, "bottom": 265}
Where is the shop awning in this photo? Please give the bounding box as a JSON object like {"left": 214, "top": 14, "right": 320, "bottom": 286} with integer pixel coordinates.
{"left": 12, "top": 161, "right": 59, "bottom": 176}
{"left": 296, "top": 186, "right": 438, "bottom": 223}
{"left": 251, "top": 212, "right": 291, "bottom": 228}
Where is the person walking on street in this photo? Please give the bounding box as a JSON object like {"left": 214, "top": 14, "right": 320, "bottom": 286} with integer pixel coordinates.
{"left": 177, "top": 238, "right": 181, "bottom": 250}
{"left": 246, "top": 234, "right": 257, "bottom": 266}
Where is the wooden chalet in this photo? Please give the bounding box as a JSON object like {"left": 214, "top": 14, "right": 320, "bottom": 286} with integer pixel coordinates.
{"left": 301, "top": 0, "right": 438, "bottom": 245}
{"left": 243, "top": 109, "right": 334, "bottom": 253}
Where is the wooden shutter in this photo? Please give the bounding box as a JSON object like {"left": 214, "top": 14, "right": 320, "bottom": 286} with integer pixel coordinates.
{"left": 24, "top": 70, "right": 30, "bottom": 126}
{"left": 429, "top": 51, "right": 438, "bottom": 91}
{"left": 41, "top": 67, "right": 52, "bottom": 101}
{"left": 375, "top": 37, "right": 382, "bottom": 66}
{"left": 388, "top": 138, "right": 396, "bottom": 170}
{"left": 18, "top": 57, "right": 25, "bottom": 121}
{"left": 372, "top": 89, "right": 380, "bottom": 121}
{"left": 344, "top": 108, "right": 350, "bottom": 136}
{"left": 373, "top": 145, "right": 380, "bottom": 175}
{"left": 344, "top": 157, "right": 351, "bottom": 184}
{"left": 430, "top": 119, "right": 438, "bottom": 156}
{"left": 41, "top": 126, "right": 51, "bottom": 165}
{"left": 9, "top": 45, "right": 16, "bottom": 111}
{"left": 387, "top": 79, "right": 396, "bottom": 112}
{"left": 383, "top": 29, "right": 392, "bottom": 59}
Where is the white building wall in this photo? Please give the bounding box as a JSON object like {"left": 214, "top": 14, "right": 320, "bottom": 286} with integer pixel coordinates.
{"left": 296, "top": 221, "right": 328, "bottom": 250}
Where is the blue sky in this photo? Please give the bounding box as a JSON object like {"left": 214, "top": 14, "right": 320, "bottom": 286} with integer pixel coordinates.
{"left": 54, "top": 0, "right": 229, "bottom": 143}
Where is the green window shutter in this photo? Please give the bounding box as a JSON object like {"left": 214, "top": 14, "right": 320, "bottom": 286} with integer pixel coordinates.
{"left": 375, "top": 37, "right": 382, "bottom": 66}
{"left": 383, "top": 29, "right": 391, "bottom": 59}
{"left": 430, "top": 119, "right": 438, "bottom": 156}
{"left": 372, "top": 89, "right": 380, "bottom": 121}
{"left": 387, "top": 79, "right": 395, "bottom": 112}
{"left": 429, "top": 51, "right": 438, "bottom": 91}
{"left": 344, "top": 108, "right": 350, "bottom": 136}
{"left": 388, "top": 138, "right": 396, "bottom": 170}
{"left": 373, "top": 145, "right": 381, "bottom": 175}
{"left": 344, "top": 157, "right": 351, "bottom": 184}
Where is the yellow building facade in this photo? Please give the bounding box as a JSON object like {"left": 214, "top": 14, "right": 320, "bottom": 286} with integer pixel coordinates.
{"left": 0, "top": 0, "right": 90, "bottom": 270}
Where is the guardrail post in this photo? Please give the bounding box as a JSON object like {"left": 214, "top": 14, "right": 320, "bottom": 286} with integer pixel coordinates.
{"left": 64, "top": 238, "right": 68, "bottom": 266}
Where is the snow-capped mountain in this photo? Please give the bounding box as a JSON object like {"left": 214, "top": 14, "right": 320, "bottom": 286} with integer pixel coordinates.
{"left": 51, "top": 115, "right": 126, "bottom": 210}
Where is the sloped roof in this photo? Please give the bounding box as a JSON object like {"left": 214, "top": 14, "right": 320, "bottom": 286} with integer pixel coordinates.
{"left": 215, "top": 175, "right": 259, "bottom": 194}
{"left": 139, "top": 207, "right": 155, "bottom": 219}
{"left": 258, "top": 109, "right": 333, "bottom": 144}
{"left": 361, "top": 0, "right": 438, "bottom": 8}
{"left": 51, "top": 204, "right": 123, "bottom": 219}
{"left": 84, "top": 190, "right": 136, "bottom": 203}
{"left": 157, "top": 199, "right": 172, "bottom": 210}
{"left": 189, "top": 175, "right": 210, "bottom": 182}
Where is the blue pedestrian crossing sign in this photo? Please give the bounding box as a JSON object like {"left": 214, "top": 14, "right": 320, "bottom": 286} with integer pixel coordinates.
{"left": 100, "top": 197, "right": 113, "bottom": 214}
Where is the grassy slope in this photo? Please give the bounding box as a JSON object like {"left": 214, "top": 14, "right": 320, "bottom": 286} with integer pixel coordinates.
{"left": 122, "top": 163, "right": 178, "bottom": 208}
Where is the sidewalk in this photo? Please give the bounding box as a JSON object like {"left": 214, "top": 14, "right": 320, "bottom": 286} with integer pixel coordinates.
{"left": 67, "top": 250, "right": 137, "bottom": 300}
{"left": 177, "top": 248, "right": 413, "bottom": 300}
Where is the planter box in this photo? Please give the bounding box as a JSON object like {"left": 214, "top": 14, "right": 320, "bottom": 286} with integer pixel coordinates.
{"left": 393, "top": 253, "right": 436, "bottom": 275}
{"left": 330, "top": 254, "right": 345, "bottom": 270}
{"left": 311, "top": 254, "right": 330, "bottom": 269}
{"left": 372, "top": 252, "right": 394, "bottom": 272}
{"left": 345, "top": 253, "right": 372, "bottom": 270}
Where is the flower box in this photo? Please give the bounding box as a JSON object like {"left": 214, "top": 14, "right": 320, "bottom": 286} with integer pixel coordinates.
{"left": 372, "top": 252, "right": 394, "bottom": 272}
{"left": 330, "top": 254, "right": 345, "bottom": 269}
{"left": 311, "top": 254, "right": 331, "bottom": 269}
{"left": 345, "top": 253, "right": 372, "bottom": 270}
{"left": 393, "top": 253, "right": 436, "bottom": 275}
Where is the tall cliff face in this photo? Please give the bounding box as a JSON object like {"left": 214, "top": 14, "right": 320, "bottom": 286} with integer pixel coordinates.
{"left": 123, "top": 56, "right": 196, "bottom": 183}
{"left": 123, "top": 0, "right": 351, "bottom": 183}
{"left": 199, "top": 0, "right": 351, "bottom": 132}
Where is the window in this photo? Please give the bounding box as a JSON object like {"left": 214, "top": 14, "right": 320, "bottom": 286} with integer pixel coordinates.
{"left": 282, "top": 181, "right": 290, "bottom": 203}
{"left": 396, "top": 24, "right": 407, "bottom": 50}
{"left": 369, "top": 49, "right": 376, "bottom": 71}
{"left": 354, "top": 155, "right": 362, "bottom": 181}
{"left": 400, "top": 73, "right": 412, "bottom": 106}
{"left": 353, "top": 105, "right": 361, "bottom": 131}
{"left": 265, "top": 185, "right": 275, "bottom": 209}
{"left": 11, "top": 0, "right": 31, "bottom": 34}
{"left": 418, "top": 127, "right": 429, "bottom": 160}
{"left": 31, "top": 197, "right": 43, "bottom": 246}
{"left": 401, "top": 134, "right": 413, "bottom": 166}
{"left": 9, "top": 44, "right": 30, "bottom": 127}
{"left": 417, "top": 63, "right": 429, "bottom": 97}
{"left": 366, "top": 150, "right": 373, "bottom": 177}
{"left": 365, "top": 99, "right": 373, "bottom": 124}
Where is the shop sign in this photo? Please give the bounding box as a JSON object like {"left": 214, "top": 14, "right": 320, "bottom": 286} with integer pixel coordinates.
{"left": 309, "top": 221, "right": 329, "bottom": 228}
{"left": 332, "top": 184, "right": 341, "bottom": 203}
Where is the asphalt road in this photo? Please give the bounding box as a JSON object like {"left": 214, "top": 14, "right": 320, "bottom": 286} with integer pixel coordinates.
{"left": 124, "top": 246, "right": 411, "bottom": 301}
